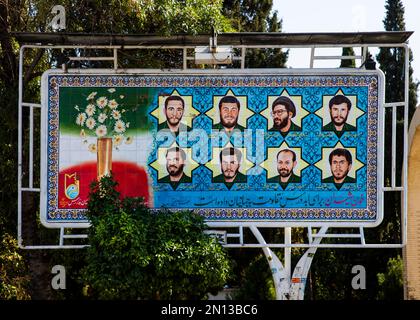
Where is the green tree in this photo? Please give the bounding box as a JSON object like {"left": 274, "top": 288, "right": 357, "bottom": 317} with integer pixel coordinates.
{"left": 81, "top": 175, "right": 232, "bottom": 300}
{"left": 0, "top": 233, "right": 31, "bottom": 300}
{"left": 340, "top": 47, "right": 356, "bottom": 68}
{"left": 223, "top": 0, "right": 272, "bottom": 32}
{"left": 376, "top": 0, "right": 418, "bottom": 122}
{"left": 377, "top": 255, "right": 403, "bottom": 299}
{"left": 8, "top": 0, "right": 232, "bottom": 35}
{"left": 233, "top": 254, "right": 276, "bottom": 300}
{"left": 222, "top": 0, "right": 288, "bottom": 67}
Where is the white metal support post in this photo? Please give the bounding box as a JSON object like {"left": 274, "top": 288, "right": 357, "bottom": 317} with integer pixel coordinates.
{"left": 289, "top": 226, "right": 328, "bottom": 300}
{"left": 249, "top": 226, "right": 289, "bottom": 300}
{"left": 284, "top": 227, "right": 292, "bottom": 296}
{"left": 249, "top": 226, "right": 329, "bottom": 300}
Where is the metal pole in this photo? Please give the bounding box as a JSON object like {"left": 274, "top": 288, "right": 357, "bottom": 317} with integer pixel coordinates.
{"left": 392, "top": 106, "right": 397, "bottom": 188}
{"left": 59, "top": 227, "right": 64, "bottom": 246}
{"left": 284, "top": 227, "right": 292, "bottom": 282}
{"left": 361, "top": 45, "right": 368, "bottom": 66}
{"left": 310, "top": 46, "right": 315, "bottom": 68}
{"left": 241, "top": 47, "right": 245, "bottom": 69}
{"left": 113, "top": 48, "right": 118, "bottom": 70}
{"left": 17, "top": 46, "right": 25, "bottom": 248}
{"left": 29, "top": 106, "right": 34, "bottom": 189}
{"left": 289, "top": 226, "right": 328, "bottom": 300}
{"left": 249, "top": 225, "right": 285, "bottom": 300}
{"left": 183, "top": 48, "right": 187, "bottom": 70}
{"left": 402, "top": 44, "right": 409, "bottom": 246}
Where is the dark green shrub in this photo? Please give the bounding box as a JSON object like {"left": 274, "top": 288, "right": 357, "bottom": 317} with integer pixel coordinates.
{"left": 0, "top": 233, "right": 31, "bottom": 300}
{"left": 81, "top": 175, "right": 232, "bottom": 300}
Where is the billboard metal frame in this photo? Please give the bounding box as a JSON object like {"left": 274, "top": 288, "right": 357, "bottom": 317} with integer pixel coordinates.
{"left": 17, "top": 35, "right": 409, "bottom": 256}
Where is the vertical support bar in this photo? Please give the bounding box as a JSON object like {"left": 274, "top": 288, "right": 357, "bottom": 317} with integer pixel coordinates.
{"left": 241, "top": 47, "right": 245, "bottom": 69}
{"left": 391, "top": 106, "right": 397, "bottom": 188}
{"left": 402, "top": 44, "right": 409, "bottom": 246}
{"left": 284, "top": 227, "right": 292, "bottom": 281}
{"left": 239, "top": 225, "right": 244, "bottom": 245}
{"left": 249, "top": 225, "right": 286, "bottom": 300}
{"left": 308, "top": 226, "right": 313, "bottom": 244}
{"left": 29, "top": 106, "right": 34, "bottom": 189}
{"left": 59, "top": 227, "right": 64, "bottom": 246}
{"left": 17, "top": 46, "right": 25, "bottom": 247}
{"left": 360, "top": 46, "right": 368, "bottom": 65}
{"left": 289, "top": 226, "right": 328, "bottom": 300}
{"left": 359, "top": 227, "right": 366, "bottom": 245}
{"left": 310, "top": 46, "right": 315, "bottom": 68}
{"left": 183, "top": 48, "right": 187, "bottom": 70}
{"left": 113, "top": 48, "right": 118, "bottom": 70}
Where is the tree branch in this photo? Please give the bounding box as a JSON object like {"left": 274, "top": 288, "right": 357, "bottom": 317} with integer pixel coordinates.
{"left": 23, "top": 48, "right": 45, "bottom": 87}
{"left": 0, "top": 1, "right": 17, "bottom": 86}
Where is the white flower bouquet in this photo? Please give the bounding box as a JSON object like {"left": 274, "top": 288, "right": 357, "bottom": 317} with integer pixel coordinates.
{"left": 75, "top": 88, "right": 133, "bottom": 152}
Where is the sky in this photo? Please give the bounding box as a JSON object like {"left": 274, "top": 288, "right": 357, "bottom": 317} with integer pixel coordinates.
{"left": 272, "top": 0, "right": 419, "bottom": 97}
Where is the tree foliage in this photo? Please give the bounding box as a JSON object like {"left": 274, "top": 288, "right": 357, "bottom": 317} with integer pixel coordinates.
{"left": 5, "top": 0, "right": 231, "bottom": 35}
{"left": 340, "top": 47, "right": 356, "bottom": 68}
{"left": 307, "top": 248, "right": 397, "bottom": 300}
{"left": 223, "top": 0, "right": 272, "bottom": 32}
{"left": 222, "top": 0, "right": 288, "bottom": 68}
{"left": 376, "top": 0, "right": 418, "bottom": 122}
{"left": 233, "top": 254, "right": 275, "bottom": 300}
{"left": 0, "top": 233, "right": 31, "bottom": 300}
{"left": 81, "top": 175, "right": 232, "bottom": 300}
{"left": 377, "top": 255, "right": 403, "bottom": 299}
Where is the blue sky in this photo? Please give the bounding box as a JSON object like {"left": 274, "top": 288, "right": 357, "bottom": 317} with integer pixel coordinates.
{"left": 273, "top": 0, "right": 419, "bottom": 98}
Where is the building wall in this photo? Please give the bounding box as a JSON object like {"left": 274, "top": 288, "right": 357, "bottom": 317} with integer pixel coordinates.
{"left": 405, "top": 106, "right": 420, "bottom": 300}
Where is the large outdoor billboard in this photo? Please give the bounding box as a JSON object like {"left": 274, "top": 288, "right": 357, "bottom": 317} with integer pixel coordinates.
{"left": 40, "top": 69, "right": 384, "bottom": 228}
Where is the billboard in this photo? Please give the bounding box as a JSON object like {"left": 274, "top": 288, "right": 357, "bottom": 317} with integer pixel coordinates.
{"left": 40, "top": 69, "right": 384, "bottom": 228}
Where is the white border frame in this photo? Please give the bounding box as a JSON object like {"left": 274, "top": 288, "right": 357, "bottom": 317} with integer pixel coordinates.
{"left": 39, "top": 67, "right": 385, "bottom": 229}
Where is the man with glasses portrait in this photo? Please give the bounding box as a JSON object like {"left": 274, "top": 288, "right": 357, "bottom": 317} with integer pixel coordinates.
{"left": 268, "top": 96, "right": 301, "bottom": 136}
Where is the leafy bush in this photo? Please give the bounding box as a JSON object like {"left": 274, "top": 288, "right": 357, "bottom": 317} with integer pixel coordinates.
{"left": 377, "top": 255, "right": 403, "bottom": 300}
{"left": 233, "top": 254, "right": 275, "bottom": 300}
{"left": 81, "top": 175, "right": 232, "bottom": 299}
{"left": 0, "top": 233, "right": 31, "bottom": 300}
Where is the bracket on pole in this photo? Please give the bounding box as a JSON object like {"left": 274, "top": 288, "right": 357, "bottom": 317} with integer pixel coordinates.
{"left": 210, "top": 27, "right": 217, "bottom": 53}
{"left": 194, "top": 29, "right": 232, "bottom": 65}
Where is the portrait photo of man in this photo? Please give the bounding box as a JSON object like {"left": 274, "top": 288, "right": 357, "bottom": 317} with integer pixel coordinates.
{"left": 212, "top": 95, "right": 245, "bottom": 134}
{"left": 158, "top": 146, "right": 191, "bottom": 189}
{"left": 267, "top": 149, "right": 301, "bottom": 189}
{"left": 322, "top": 148, "right": 356, "bottom": 189}
{"left": 213, "top": 147, "right": 247, "bottom": 189}
{"left": 322, "top": 94, "right": 356, "bottom": 137}
{"left": 268, "top": 96, "right": 301, "bottom": 136}
{"left": 158, "top": 95, "right": 190, "bottom": 136}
